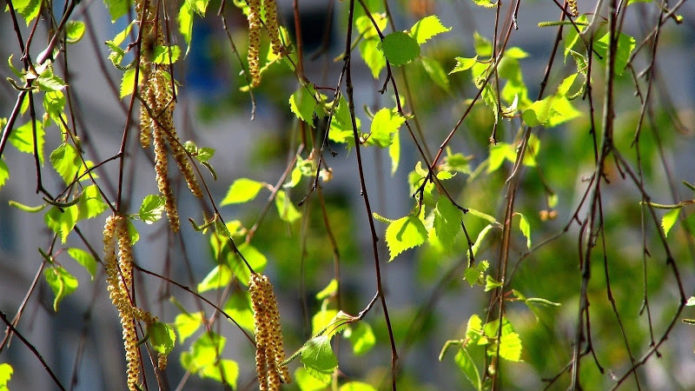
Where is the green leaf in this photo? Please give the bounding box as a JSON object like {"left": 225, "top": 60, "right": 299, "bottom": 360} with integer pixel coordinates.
{"left": 389, "top": 128, "right": 400, "bottom": 175}
{"left": 594, "top": 32, "right": 636, "bottom": 76}
{"left": 473, "top": 32, "right": 492, "bottom": 57}
{"left": 432, "top": 197, "right": 461, "bottom": 247}
{"left": 275, "top": 190, "right": 301, "bottom": 223}
{"left": 484, "top": 275, "right": 503, "bottom": 292}
{"left": 139, "top": 194, "right": 166, "bottom": 224}
{"left": 662, "top": 207, "right": 681, "bottom": 237}
{"left": 65, "top": 21, "right": 86, "bottom": 44}
{"left": 67, "top": 248, "right": 97, "bottom": 279}
{"left": 467, "top": 209, "right": 498, "bottom": 224}
{"left": 522, "top": 94, "right": 581, "bottom": 127}
{"left": 10, "top": 120, "right": 45, "bottom": 164}
{"left": 231, "top": 242, "right": 268, "bottom": 286}
{"left": 367, "top": 108, "right": 405, "bottom": 147}
{"left": 340, "top": 382, "right": 377, "bottom": 391}
{"left": 421, "top": 56, "right": 450, "bottom": 91}
{"left": 43, "top": 90, "right": 66, "bottom": 123}
{"left": 471, "top": 0, "right": 497, "bottom": 8}
{"left": 300, "top": 335, "right": 338, "bottom": 375}
{"left": 290, "top": 85, "right": 318, "bottom": 124}
{"left": 464, "top": 260, "right": 489, "bottom": 287}
{"left": 487, "top": 143, "right": 515, "bottom": 173}
{"left": 484, "top": 318, "right": 522, "bottom": 362}
{"left": 14, "top": 0, "right": 41, "bottom": 25}
{"left": 77, "top": 185, "right": 107, "bottom": 220}
{"left": 381, "top": 32, "right": 420, "bottom": 66}
{"left": 329, "top": 97, "right": 360, "bottom": 144}
{"left": 344, "top": 322, "right": 376, "bottom": 356}
{"left": 0, "top": 160, "right": 9, "bottom": 190}
{"left": 0, "top": 363, "right": 13, "bottom": 390}
{"left": 186, "top": 0, "right": 210, "bottom": 15}
{"left": 316, "top": 278, "right": 338, "bottom": 300}
{"left": 148, "top": 321, "right": 176, "bottom": 354}
{"left": 201, "top": 359, "right": 239, "bottom": 388}
{"left": 355, "top": 13, "right": 388, "bottom": 39}
{"left": 385, "top": 215, "right": 428, "bottom": 261}
{"left": 409, "top": 15, "right": 452, "bottom": 45}
{"left": 50, "top": 143, "right": 80, "bottom": 185}
{"left": 223, "top": 292, "right": 256, "bottom": 333}
{"left": 178, "top": 1, "right": 195, "bottom": 48}
{"left": 36, "top": 66, "right": 67, "bottom": 92}
{"left": 455, "top": 348, "right": 482, "bottom": 391}
{"left": 103, "top": 0, "right": 131, "bottom": 22}
{"left": 221, "top": 178, "right": 265, "bottom": 205}
{"left": 152, "top": 45, "right": 182, "bottom": 64}
{"left": 359, "top": 39, "right": 386, "bottom": 79}
{"left": 44, "top": 266, "right": 78, "bottom": 311}
{"left": 181, "top": 332, "right": 226, "bottom": 372}
{"left": 119, "top": 68, "right": 141, "bottom": 98}
{"left": 197, "top": 265, "right": 232, "bottom": 292}
{"left": 174, "top": 312, "right": 204, "bottom": 343}
{"left": 450, "top": 56, "right": 478, "bottom": 74}
{"left": 295, "top": 367, "right": 330, "bottom": 391}
{"left": 45, "top": 205, "right": 78, "bottom": 243}
{"left": 686, "top": 297, "right": 695, "bottom": 307}
{"left": 465, "top": 314, "right": 485, "bottom": 344}
{"left": 516, "top": 212, "right": 532, "bottom": 249}
{"left": 312, "top": 309, "right": 338, "bottom": 336}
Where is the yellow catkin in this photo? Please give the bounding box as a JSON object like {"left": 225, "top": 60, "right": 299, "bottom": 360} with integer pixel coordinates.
{"left": 263, "top": 0, "right": 284, "bottom": 57}
{"left": 104, "top": 215, "right": 140, "bottom": 391}
{"left": 247, "top": 0, "right": 262, "bottom": 87}
{"left": 152, "top": 120, "right": 179, "bottom": 232}
{"left": 249, "top": 274, "right": 290, "bottom": 390}
{"left": 568, "top": 0, "right": 578, "bottom": 17}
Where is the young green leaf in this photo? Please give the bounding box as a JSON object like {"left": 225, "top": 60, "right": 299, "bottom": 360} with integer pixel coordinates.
{"left": 275, "top": 190, "right": 301, "bottom": 223}
{"left": 221, "top": 178, "right": 265, "bottom": 205}
{"left": 139, "top": 194, "right": 166, "bottom": 224}
{"left": 389, "top": 128, "right": 400, "bottom": 175}
{"left": 0, "top": 160, "right": 9, "bottom": 190}
{"left": 367, "top": 108, "right": 405, "bottom": 147}
{"left": 181, "top": 332, "right": 226, "bottom": 373}
{"left": 45, "top": 205, "right": 79, "bottom": 243}
{"left": 359, "top": 39, "right": 387, "bottom": 79}
{"left": 174, "top": 312, "right": 204, "bottom": 343}
{"left": 178, "top": 1, "right": 195, "bottom": 47}
{"left": 484, "top": 275, "right": 503, "bottom": 292}
{"left": 295, "top": 367, "right": 331, "bottom": 391}
{"left": 103, "top": 0, "right": 131, "bottom": 22}
{"left": 201, "top": 359, "right": 239, "bottom": 388}
{"left": 421, "top": 56, "right": 450, "bottom": 91}
{"left": 0, "top": 363, "right": 13, "bottom": 389}
{"left": 516, "top": 212, "right": 532, "bottom": 249}
{"left": 316, "top": 278, "right": 339, "bottom": 300}
{"left": 594, "top": 32, "right": 636, "bottom": 76}
{"left": 385, "top": 215, "right": 428, "bottom": 261}
{"left": 455, "top": 348, "right": 483, "bottom": 391}
{"left": 381, "top": 32, "right": 420, "bottom": 66}
{"left": 148, "top": 321, "right": 176, "bottom": 355}
{"left": 65, "top": 21, "right": 86, "bottom": 44}
{"left": 36, "top": 67, "right": 67, "bottom": 92}
{"left": 44, "top": 266, "right": 79, "bottom": 311}
{"left": 409, "top": 15, "right": 452, "bottom": 45}
{"left": 290, "top": 85, "right": 318, "bottom": 124}
{"left": 484, "top": 318, "right": 522, "bottom": 362}
{"left": 340, "top": 382, "right": 377, "bottom": 391}
{"left": 224, "top": 292, "right": 256, "bottom": 333}
{"left": 152, "top": 45, "right": 182, "bottom": 64}
{"left": 67, "top": 248, "right": 97, "bottom": 279}
{"left": 50, "top": 143, "right": 80, "bottom": 185}
{"left": 119, "top": 68, "right": 142, "bottom": 98}
{"left": 14, "top": 0, "right": 41, "bottom": 25}
{"left": 197, "top": 265, "right": 233, "bottom": 292}
{"left": 10, "top": 120, "right": 45, "bottom": 164}
{"left": 450, "top": 56, "right": 478, "bottom": 74}
{"left": 344, "top": 322, "right": 376, "bottom": 356}
{"left": 464, "top": 260, "right": 489, "bottom": 287}
{"left": 77, "top": 185, "right": 107, "bottom": 221}
{"left": 662, "top": 207, "right": 681, "bottom": 237}
{"left": 432, "top": 197, "right": 461, "bottom": 247}
{"left": 312, "top": 309, "right": 339, "bottom": 336}
{"left": 300, "top": 335, "right": 338, "bottom": 375}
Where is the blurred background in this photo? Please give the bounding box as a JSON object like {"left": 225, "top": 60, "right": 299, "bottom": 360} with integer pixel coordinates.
{"left": 1, "top": 0, "right": 695, "bottom": 390}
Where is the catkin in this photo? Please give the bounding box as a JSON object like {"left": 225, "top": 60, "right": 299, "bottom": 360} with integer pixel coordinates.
{"left": 264, "top": 0, "right": 284, "bottom": 57}
{"left": 568, "top": 0, "right": 578, "bottom": 17}
{"left": 247, "top": 0, "right": 262, "bottom": 87}
{"left": 249, "top": 274, "right": 290, "bottom": 390}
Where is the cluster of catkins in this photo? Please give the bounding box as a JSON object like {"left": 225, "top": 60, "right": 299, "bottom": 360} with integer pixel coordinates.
{"left": 103, "top": 215, "right": 160, "bottom": 391}
{"left": 568, "top": 0, "right": 578, "bottom": 17}
{"left": 249, "top": 273, "right": 291, "bottom": 391}
{"left": 247, "top": 0, "right": 284, "bottom": 87}
{"left": 137, "top": 0, "right": 202, "bottom": 232}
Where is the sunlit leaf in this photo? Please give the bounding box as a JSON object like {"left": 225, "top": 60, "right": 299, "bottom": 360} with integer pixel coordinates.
{"left": 178, "top": 1, "right": 194, "bottom": 47}
{"left": 455, "top": 348, "right": 482, "bottom": 391}
{"left": 594, "top": 32, "right": 636, "bottom": 76}
{"left": 359, "top": 39, "right": 386, "bottom": 79}
{"left": 0, "top": 363, "right": 13, "bottom": 390}
{"left": 197, "top": 265, "right": 232, "bottom": 292}
{"left": 10, "top": 120, "right": 45, "bottom": 164}
{"left": 139, "top": 194, "right": 166, "bottom": 224}
{"left": 14, "top": 0, "right": 41, "bottom": 25}
{"left": 103, "top": 0, "right": 131, "bottom": 22}
{"left": 67, "top": 248, "right": 97, "bottom": 279}
{"left": 65, "top": 21, "right": 86, "bottom": 44}
{"left": 316, "top": 279, "right": 338, "bottom": 300}
{"left": 221, "top": 178, "right": 264, "bottom": 205}
{"left": 0, "top": 160, "right": 9, "bottom": 190}
{"left": 300, "top": 335, "right": 338, "bottom": 375}
{"left": 421, "top": 56, "right": 450, "bottom": 91}
{"left": 340, "top": 382, "right": 377, "bottom": 391}
{"left": 152, "top": 45, "right": 182, "bottom": 64}
{"left": 385, "top": 215, "right": 428, "bottom": 261}
{"left": 77, "top": 185, "right": 107, "bottom": 220}
{"left": 290, "top": 85, "right": 318, "bottom": 124}
{"left": 119, "top": 68, "right": 142, "bottom": 98}
{"left": 45, "top": 205, "right": 78, "bottom": 243}
{"left": 50, "top": 143, "right": 80, "bottom": 185}
{"left": 201, "top": 359, "right": 238, "bottom": 388}
{"left": 224, "top": 292, "right": 255, "bottom": 333}
{"left": 312, "top": 309, "right": 338, "bottom": 336}
{"left": 409, "top": 15, "right": 451, "bottom": 45}
{"left": 381, "top": 32, "right": 420, "bottom": 66}
{"left": 174, "top": 312, "right": 204, "bottom": 343}
{"left": 295, "top": 367, "right": 330, "bottom": 391}
{"left": 344, "top": 322, "right": 376, "bottom": 356}
{"left": 44, "top": 266, "right": 78, "bottom": 311}
{"left": 148, "top": 321, "right": 176, "bottom": 354}
{"left": 662, "top": 208, "right": 681, "bottom": 237}
{"left": 275, "top": 190, "right": 301, "bottom": 223}
{"left": 516, "top": 212, "right": 532, "bottom": 249}
{"left": 181, "top": 332, "right": 226, "bottom": 372}
{"left": 367, "top": 108, "right": 405, "bottom": 148}
{"left": 464, "top": 260, "right": 489, "bottom": 287}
